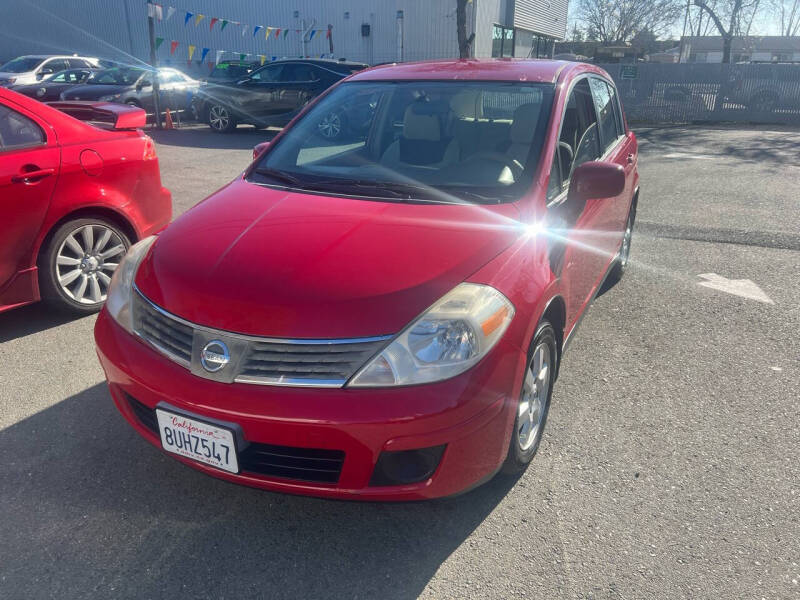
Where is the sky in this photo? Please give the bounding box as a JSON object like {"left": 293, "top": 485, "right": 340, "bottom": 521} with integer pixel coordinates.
{"left": 566, "top": 1, "right": 787, "bottom": 41}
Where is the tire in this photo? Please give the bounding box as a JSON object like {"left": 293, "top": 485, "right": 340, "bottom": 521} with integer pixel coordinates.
{"left": 208, "top": 104, "right": 237, "bottom": 133}
{"left": 607, "top": 199, "right": 636, "bottom": 285}
{"left": 38, "top": 217, "right": 131, "bottom": 315}
{"left": 502, "top": 321, "right": 558, "bottom": 474}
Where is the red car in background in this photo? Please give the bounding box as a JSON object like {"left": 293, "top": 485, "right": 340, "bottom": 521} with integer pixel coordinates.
{"left": 0, "top": 88, "right": 171, "bottom": 314}
{"left": 96, "top": 59, "right": 638, "bottom": 500}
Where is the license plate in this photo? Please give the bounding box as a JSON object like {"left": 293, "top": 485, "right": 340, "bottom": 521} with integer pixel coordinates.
{"left": 156, "top": 409, "right": 239, "bottom": 473}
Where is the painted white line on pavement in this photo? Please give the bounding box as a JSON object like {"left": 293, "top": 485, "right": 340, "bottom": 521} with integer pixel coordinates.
{"left": 697, "top": 273, "right": 774, "bottom": 304}
{"left": 663, "top": 152, "right": 716, "bottom": 160}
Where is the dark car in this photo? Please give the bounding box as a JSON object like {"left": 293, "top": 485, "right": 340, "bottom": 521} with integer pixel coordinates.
{"left": 192, "top": 59, "right": 367, "bottom": 134}
{"left": 11, "top": 68, "right": 95, "bottom": 101}
{"left": 200, "top": 60, "right": 261, "bottom": 83}
{"left": 61, "top": 67, "right": 199, "bottom": 117}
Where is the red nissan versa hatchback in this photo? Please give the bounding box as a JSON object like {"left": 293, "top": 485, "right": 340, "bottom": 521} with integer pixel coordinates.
{"left": 95, "top": 59, "right": 639, "bottom": 500}
{"left": 0, "top": 88, "right": 171, "bottom": 314}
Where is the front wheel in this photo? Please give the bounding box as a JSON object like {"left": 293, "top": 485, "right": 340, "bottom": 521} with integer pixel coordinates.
{"left": 607, "top": 201, "right": 636, "bottom": 285}
{"left": 38, "top": 218, "right": 131, "bottom": 314}
{"left": 208, "top": 104, "right": 237, "bottom": 133}
{"left": 502, "top": 321, "right": 558, "bottom": 474}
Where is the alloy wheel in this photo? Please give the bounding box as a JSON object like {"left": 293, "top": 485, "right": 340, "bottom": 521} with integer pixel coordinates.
{"left": 318, "top": 111, "right": 342, "bottom": 139}
{"left": 209, "top": 105, "right": 230, "bottom": 131}
{"left": 619, "top": 216, "right": 633, "bottom": 268}
{"left": 55, "top": 224, "right": 125, "bottom": 305}
{"left": 517, "top": 342, "right": 551, "bottom": 451}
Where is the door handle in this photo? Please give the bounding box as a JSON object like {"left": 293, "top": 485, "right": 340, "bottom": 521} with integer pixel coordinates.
{"left": 11, "top": 167, "right": 55, "bottom": 184}
{"left": 626, "top": 153, "right": 635, "bottom": 164}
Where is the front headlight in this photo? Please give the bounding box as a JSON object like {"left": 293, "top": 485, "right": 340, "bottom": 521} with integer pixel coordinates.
{"left": 348, "top": 283, "right": 515, "bottom": 387}
{"left": 99, "top": 93, "right": 122, "bottom": 102}
{"left": 105, "top": 236, "right": 156, "bottom": 333}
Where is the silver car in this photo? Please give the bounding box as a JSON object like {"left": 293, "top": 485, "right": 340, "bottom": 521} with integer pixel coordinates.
{"left": 0, "top": 55, "right": 99, "bottom": 87}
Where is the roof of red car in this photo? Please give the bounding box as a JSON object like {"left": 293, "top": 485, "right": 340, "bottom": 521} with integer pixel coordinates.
{"left": 349, "top": 58, "right": 581, "bottom": 83}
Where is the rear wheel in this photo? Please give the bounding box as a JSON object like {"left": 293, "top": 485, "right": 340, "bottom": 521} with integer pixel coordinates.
{"left": 38, "top": 218, "right": 131, "bottom": 314}
{"left": 208, "top": 104, "right": 237, "bottom": 133}
{"left": 502, "top": 322, "right": 558, "bottom": 474}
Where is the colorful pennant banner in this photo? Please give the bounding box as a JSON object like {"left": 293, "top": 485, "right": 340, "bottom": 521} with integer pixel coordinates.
{"left": 149, "top": 3, "right": 328, "bottom": 40}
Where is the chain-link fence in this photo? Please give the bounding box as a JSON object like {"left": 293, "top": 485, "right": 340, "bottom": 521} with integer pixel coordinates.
{"left": 598, "top": 63, "right": 800, "bottom": 125}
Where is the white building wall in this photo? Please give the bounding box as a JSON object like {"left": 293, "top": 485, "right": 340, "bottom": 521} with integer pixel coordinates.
{"left": 514, "top": 0, "right": 568, "bottom": 39}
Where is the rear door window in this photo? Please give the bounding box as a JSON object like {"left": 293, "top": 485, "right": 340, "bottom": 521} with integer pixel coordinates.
{"left": 67, "top": 58, "right": 91, "bottom": 69}
{"left": 281, "top": 64, "right": 320, "bottom": 82}
{"left": 0, "top": 105, "right": 45, "bottom": 150}
{"left": 589, "top": 77, "right": 619, "bottom": 153}
{"left": 250, "top": 64, "right": 283, "bottom": 82}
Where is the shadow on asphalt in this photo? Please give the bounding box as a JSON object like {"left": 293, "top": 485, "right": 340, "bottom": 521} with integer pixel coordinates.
{"left": 635, "top": 125, "right": 800, "bottom": 168}
{"left": 0, "top": 382, "right": 519, "bottom": 598}
{"left": 0, "top": 302, "right": 89, "bottom": 343}
{"left": 148, "top": 124, "right": 279, "bottom": 150}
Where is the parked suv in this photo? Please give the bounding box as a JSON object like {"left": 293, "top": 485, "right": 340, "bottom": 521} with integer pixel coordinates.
{"left": 95, "top": 59, "right": 639, "bottom": 500}
{"left": 0, "top": 55, "right": 99, "bottom": 87}
{"left": 192, "top": 58, "right": 366, "bottom": 134}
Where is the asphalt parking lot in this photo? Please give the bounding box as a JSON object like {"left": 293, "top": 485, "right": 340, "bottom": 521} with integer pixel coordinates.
{"left": 1, "top": 125, "right": 798, "bottom": 599}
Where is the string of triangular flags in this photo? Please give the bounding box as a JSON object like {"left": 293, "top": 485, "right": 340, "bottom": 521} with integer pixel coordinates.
{"left": 154, "top": 37, "right": 332, "bottom": 69}
{"left": 147, "top": 2, "right": 330, "bottom": 40}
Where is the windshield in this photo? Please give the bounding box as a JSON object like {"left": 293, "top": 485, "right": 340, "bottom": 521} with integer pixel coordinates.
{"left": 87, "top": 67, "right": 145, "bottom": 85}
{"left": 0, "top": 57, "right": 44, "bottom": 73}
{"left": 250, "top": 80, "right": 555, "bottom": 204}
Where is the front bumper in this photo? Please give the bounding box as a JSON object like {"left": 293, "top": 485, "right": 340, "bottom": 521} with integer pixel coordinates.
{"left": 95, "top": 310, "right": 527, "bottom": 500}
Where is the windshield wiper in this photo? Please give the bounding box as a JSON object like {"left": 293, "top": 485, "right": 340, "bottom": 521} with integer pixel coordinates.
{"left": 304, "top": 178, "right": 465, "bottom": 203}
{"left": 253, "top": 168, "right": 303, "bottom": 187}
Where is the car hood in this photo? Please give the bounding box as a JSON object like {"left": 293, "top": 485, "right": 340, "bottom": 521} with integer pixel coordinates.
{"left": 61, "top": 84, "right": 130, "bottom": 99}
{"left": 135, "top": 179, "right": 523, "bottom": 339}
{"left": 0, "top": 71, "right": 33, "bottom": 83}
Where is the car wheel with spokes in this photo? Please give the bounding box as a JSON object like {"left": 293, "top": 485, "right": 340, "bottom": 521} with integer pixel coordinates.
{"left": 317, "top": 110, "right": 344, "bottom": 140}
{"left": 502, "top": 321, "right": 557, "bottom": 474}
{"left": 208, "top": 104, "right": 236, "bottom": 133}
{"left": 38, "top": 217, "right": 131, "bottom": 314}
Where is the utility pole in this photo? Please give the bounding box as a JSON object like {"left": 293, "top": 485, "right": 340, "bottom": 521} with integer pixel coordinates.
{"left": 147, "top": 1, "right": 163, "bottom": 129}
{"left": 396, "top": 10, "right": 404, "bottom": 62}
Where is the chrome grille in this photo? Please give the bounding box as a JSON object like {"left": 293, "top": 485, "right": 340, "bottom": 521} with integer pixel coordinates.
{"left": 238, "top": 339, "right": 388, "bottom": 386}
{"left": 132, "top": 289, "right": 390, "bottom": 387}
{"left": 133, "top": 291, "right": 193, "bottom": 365}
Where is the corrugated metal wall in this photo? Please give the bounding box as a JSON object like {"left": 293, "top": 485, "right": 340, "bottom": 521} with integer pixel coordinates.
{"left": 0, "top": 0, "right": 476, "bottom": 67}
{"left": 514, "top": 0, "right": 568, "bottom": 39}
{"left": 0, "top": 1, "right": 565, "bottom": 69}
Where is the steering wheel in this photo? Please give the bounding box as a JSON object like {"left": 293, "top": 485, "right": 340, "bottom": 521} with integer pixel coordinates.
{"left": 558, "top": 141, "right": 574, "bottom": 163}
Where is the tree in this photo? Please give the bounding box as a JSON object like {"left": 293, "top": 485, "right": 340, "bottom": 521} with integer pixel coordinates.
{"left": 771, "top": 0, "right": 800, "bottom": 35}
{"left": 692, "top": 0, "right": 763, "bottom": 62}
{"left": 456, "top": 0, "right": 475, "bottom": 58}
{"left": 578, "top": 0, "right": 685, "bottom": 43}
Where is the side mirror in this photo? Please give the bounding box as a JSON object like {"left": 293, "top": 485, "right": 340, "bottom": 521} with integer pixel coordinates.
{"left": 137, "top": 81, "right": 152, "bottom": 90}
{"left": 569, "top": 161, "right": 625, "bottom": 203}
{"left": 253, "top": 141, "right": 270, "bottom": 159}
{"left": 37, "top": 69, "right": 52, "bottom": 80}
